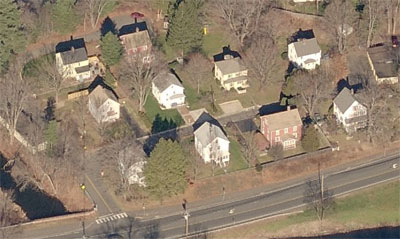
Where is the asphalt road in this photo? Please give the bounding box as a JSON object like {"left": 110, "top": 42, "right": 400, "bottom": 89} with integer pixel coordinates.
{"left": 26, "top": 153, "right": 399, "bottom": 239}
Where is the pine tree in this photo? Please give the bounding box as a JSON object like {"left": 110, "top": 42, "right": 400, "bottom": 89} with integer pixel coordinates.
{"left": 100, "top": 32, "right": 123, "bottom": 66}
{"left": 144, "top": 138, "right": 187, "bottom": 200}
{"left": 302, "top": 126, "right": 320, "bottom": 152}
{"left": 166, "top": 0, "right": 203, "bottom": 55}
{"left": 51, "top": 0, "right": 79, "bottom": 34}
{"left": 0, "top": 0, "right": 25, "bottom": 71}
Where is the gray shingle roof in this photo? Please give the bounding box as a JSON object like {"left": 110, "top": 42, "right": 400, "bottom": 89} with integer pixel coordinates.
{"left": 60, "top": 47, "right": 88, "bottom": 65}
{"left": 260, "top": 108, "right": 302, "bottom": 131}
{"left": 120, "top": 30, "right": 151, "bottom": 51}
{"left": 292, "top": 38, "right": 321, "bottom": 57}
{"left": 75, "top": 65, "right": 90, "bottom": 74}
{"left": 153, "top": 72, "right": 183, "bottom": 93}
{"left": 194, "top": 122, "right": 228, "bottom": 147}
{"left": 215, "top": 57, "right": 247, "bottom": 75}
{"left": 333, "top": 88, "right": 357, "bottom": 113}
{"left": 89, "top": 85, "right": 118, "bottom": 108}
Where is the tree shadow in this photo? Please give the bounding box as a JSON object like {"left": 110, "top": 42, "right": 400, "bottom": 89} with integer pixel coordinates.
{"left": 143, "top": 114, "right": 178, "bottom": 155}
{"left": 303, "top": 178, "right": 335, "bottom": 221}
{"left": 101, "top": 17, "right": 118, "bottom": 37}
{"left": 118, "top": 21, "right": 148, "bottom": 37}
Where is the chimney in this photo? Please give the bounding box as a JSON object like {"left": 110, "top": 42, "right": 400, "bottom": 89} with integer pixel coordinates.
{"left": 287, "top": 105, "right": 291, "bottom": 111}
{"left": 135, "top": 26, "right": 139, "bottom": 33}
{"left": 224, "top": 54, "right": 233, "bottom": 60}
{"left": 71, "top": 46, "right": 75, "bottom": 53}
{"left": 350, "top": 88, "right": 354, "bottom": 95}
{"left": 70, "top": 35, "right": 73, "bottom": 41}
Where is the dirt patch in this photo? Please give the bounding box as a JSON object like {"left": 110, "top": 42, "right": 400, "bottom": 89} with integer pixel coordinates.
{"left": 219, "top": 100, "right": 244, "bottom": 115}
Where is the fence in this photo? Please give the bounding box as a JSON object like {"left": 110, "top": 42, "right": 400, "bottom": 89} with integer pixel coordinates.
{"left": 67, "top": 89, "right": 89, "bottom": 100}
{"left": 0, "top": 116, "right": 46, "bottom": 154}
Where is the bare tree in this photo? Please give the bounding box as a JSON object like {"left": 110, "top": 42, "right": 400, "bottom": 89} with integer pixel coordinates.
{"left": 292, "top": 66, "right": 334, "bottom": 118}
{"left": 324, "top": 0, "right": 356, "bottom": 54}
{"left": 0, "top": 189, "right": 24, "bottom": 238}
{"left": 366, "top": 0, "right": 384, "bottom": 47}
{"left": 268, "top": 144, "right": 283, "bottom": 161}
{"left": 241, "top": 131, "right": 259, "bottom": 167}
{"left": 383, "top": 0, "right": 400, "bottom": 35}
{"left": 83, "top": 0, "right": 110, "bottom": 29}
{"left": 243, "top": 32, "right": 277, "bottom": 89}
{"left": 0, "top": 63, "right": 30, "bottom": 145}
{"left": 304, "top": 164, "right": 335, "bottom": 222}
{"left": 215, "top": 0, "right": 273, "bottom": 47}
{"left": 121, "top": 51, "right": 166, "bottom": 113}
{"left": 184, "top": 53, "right": 212, "bottom": 94}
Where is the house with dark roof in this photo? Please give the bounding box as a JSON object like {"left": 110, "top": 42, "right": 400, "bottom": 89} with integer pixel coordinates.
{"left": 367, "top": 44, "right": 399, "bottom": 84}
{"left": 152, "top": 72, "right": 185, "bottom": 109}
{"left": 288, "top": 31, "right": 321, "bottom": 70}
{"left": 88, "top": 85, "right": 120, "bottom": 123}
{"left": 333, "top": 87, "right": 367, "bottom": 133}
{"left": 119, "top": 22, "right": 152, "bottom": 62}
{"left": 260, "top": 106, "right": 303, "bottom": 150}
{"left": 214, "top": 54, "right": 249, "bottom": 94}
{"left": 55, "top": 38, "right": 91, "bottom": 81}
{"left": 194, "top": 118, "right": 230, "bottom": 167}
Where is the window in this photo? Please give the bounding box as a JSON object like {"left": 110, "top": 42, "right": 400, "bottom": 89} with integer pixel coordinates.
{"left": 275, "top": 137, "right": 280, "bottom": 142}
{"left": 293, "top": 126, "right": 297, "bottom": 131}
{"left": 293, "top": 133, "right": 297, "bottom": 138}
{"left": 276, "top": 130, "right": 280, "bottom": 136}
{"left": 284, "top": 128, "right": 288, "bottom": 134}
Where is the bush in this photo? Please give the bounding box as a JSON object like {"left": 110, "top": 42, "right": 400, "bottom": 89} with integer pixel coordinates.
{"left": 255, "top": 163, "right": 263, "bottom": 172}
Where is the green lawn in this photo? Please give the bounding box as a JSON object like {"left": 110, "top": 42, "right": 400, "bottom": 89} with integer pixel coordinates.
{"left": 143, "top": 94, "right": 184, "bottom": 129}
{"left": 213, "top": 181, "right": 400, "bottom": 238}
{"left": 227, "top": 138, "right": 249, "bottom": 171}
{"left": 202, "top": 31, "right": 229, "bottom": 58}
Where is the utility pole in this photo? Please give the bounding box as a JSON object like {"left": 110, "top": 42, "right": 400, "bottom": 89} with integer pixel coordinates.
{"left": 222, "top": 186, "right": 225, "bottom": 201}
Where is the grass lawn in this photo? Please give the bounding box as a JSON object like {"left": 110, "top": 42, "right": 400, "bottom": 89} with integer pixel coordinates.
{"left": 213, "top": 181, "right": 400, "bottom": 238}
{"left": 202, "top": 31, "right": 229, "bottom": 58}
{"left": 143, "top": 94, "right": 184, "bottom": 129}
{"left": 228, "top": 137, "right": 249, "bottom": 171}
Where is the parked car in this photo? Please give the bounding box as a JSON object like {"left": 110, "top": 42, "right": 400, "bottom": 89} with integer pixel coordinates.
{"left": 392, "top": 36, "right": 399, "bottom": 48}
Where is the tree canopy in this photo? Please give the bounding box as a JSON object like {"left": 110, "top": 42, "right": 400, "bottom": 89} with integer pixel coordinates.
{"left": 0, "top": 0, "right": 26, "bottom": 71}
{"left": 101, "top": 32, "right": 123, "bottom": 66}
{"left": 51, "top": 0, "right": 79, "bottom": 35}
{"left": 166, "top": 0, "right": 203, "bottom": 55}
{"left": 144, "top": 138, "right": 187, "bottom": 200}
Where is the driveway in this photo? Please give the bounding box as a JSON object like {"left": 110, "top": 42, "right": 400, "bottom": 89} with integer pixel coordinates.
{"left": 219, "top": 100, "right": 244, "bottom": 115}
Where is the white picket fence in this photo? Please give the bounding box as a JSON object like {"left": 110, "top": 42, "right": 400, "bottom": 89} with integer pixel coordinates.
{"left": 0, "top": 116, "right": 46, "bottom": 154}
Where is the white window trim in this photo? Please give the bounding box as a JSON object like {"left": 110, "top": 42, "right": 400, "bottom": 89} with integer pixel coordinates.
{"left": 276, "top": 130, "right": 280, "bottom": 136}
{"left": 284, "top": 128, "right": 288, "bottom": 134}
{"left": 275, "top": 136, "right": 280, "bottom": 142}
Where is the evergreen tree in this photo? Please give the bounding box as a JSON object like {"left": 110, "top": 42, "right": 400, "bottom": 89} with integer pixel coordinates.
{"left": 51, "top": 0, "right": 79, "bottom": 34}
{"left": 302, "top": 125, "right": 320, "bottom": 152}
{"left": 101, "top": 32, "right": 123, "bottom": 66}
{"left": 166, "top": 0, "right": 203, "bottom": 55}
{"left": 0, "top": 0, "right": 25, "bottom": 71}
{"left": 144, "top": 138, "right": 187, "bottom": 200}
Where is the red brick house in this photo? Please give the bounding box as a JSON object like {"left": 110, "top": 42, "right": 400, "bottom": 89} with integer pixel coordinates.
{"left": 119, "top": 25, "right": 152, "bottom": 62}
{"left": 260, "top": 106, "right": 303, "bottom": 150}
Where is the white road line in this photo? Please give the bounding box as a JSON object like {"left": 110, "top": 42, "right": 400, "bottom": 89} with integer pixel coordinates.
{"left": 95, "top": 212, "right": 129, "bottom": 224}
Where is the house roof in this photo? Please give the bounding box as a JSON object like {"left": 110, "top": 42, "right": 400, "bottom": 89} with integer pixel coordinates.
{"left": 194, "top": 121, "right": 228, "bottom": 147}
{"left": 119, "top": 28, "right": 151, "bottom": 50}
{"left": 89, "top": 85, "right": 118, "bottom": 108}
{"left": 59, "top": 47, "right": 88, "bottom": 65}
{"left": 224, "top": 75, "right": 247, "bottom": 84}
{"left": 215, "top": 57, "right": 247, "bottom": 75}
{"left": 367, "top": 45, "right": 399, "bottom": 78}
{"left": 333, "top": 87, "right": 358, "bottom": 113}
{"left": 153, "top": 72, "right": 183, "bottom": 93}
{"left": 75, "top": 65, "right": 90, "bottom": 74}
{"left": 292, "top": 38, "right": 321, "bottom": 57}
{"left": 261, "top": 108, "right": 302, "bottom": 131}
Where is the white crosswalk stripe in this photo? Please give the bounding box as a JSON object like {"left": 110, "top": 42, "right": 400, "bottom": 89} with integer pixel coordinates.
{"left": 96, "top": 212, "right": 129, "bottom": 224}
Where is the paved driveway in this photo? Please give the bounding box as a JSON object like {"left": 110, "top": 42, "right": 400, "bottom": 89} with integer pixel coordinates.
{"left": 219, "top": 100, "right": 244, "bottom": 115}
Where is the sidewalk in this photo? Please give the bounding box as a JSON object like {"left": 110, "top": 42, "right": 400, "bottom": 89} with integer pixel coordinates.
{"left": 129, "top": 148, "right": 400, "bottom": 220}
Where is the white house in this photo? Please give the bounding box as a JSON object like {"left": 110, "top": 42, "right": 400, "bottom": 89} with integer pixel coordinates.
{"left": 88, "top": 85, "right": 120, "bottom": 124}
{"left": 214, "top": 55, "right": 249, "bottom": 94}
{"left": 152, "top": 72, "right": 185, "bottom": 109}
{"left": 194, "top": 121, "right": 230, "bottom": 167}
{"left": 333, "top": 88, "right": 367, "bottom": 133}
{"left": 288, "top": 37, "right": 321, "bottom": 70}
{"left": 55, "top": 39, "right": 91, "bottom": 81}
{"left": 118, "top": 145, "right": 146, "bottom": 187}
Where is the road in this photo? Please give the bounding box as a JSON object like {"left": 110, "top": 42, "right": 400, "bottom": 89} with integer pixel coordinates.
{"left": 19, "top": 153, "right": 399, "bottom": 239}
